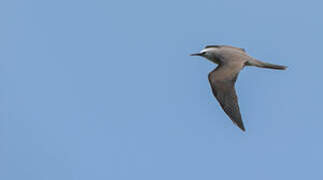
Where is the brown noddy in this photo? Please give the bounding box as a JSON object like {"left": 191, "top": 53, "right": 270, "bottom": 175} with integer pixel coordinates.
{"left": 191, "top": 45, "right": 287, "bottom": 131}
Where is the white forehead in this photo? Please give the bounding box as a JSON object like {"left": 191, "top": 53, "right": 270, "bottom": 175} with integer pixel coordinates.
{"left": 200, "top": 48, "right": 217, "bottom": 53}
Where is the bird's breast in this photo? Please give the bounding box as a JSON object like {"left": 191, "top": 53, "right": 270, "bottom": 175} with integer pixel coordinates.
{"left": 206, "top": 56, "right": 221, "bottom": 64}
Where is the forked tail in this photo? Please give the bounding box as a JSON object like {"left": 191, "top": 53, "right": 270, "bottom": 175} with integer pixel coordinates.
{"left": 246, "top": 59, "right": 287, "bottom": 70}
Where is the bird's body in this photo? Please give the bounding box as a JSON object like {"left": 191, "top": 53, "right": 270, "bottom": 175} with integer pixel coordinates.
{"left": 191, "top": 45, "right": 287, "bottom": 131}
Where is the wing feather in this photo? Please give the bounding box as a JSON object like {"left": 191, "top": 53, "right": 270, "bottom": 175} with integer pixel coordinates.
{"left": 208, "top": 63, "right": 245, "bottom": 131}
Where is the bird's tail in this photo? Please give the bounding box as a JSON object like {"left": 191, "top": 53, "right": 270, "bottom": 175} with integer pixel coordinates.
{"left": 246, "top": 59, "right": 287, "bottom": 70}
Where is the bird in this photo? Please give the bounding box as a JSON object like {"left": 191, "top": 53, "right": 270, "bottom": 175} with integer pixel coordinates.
{"left": 191, "top": 45, "right": 287, "bottom": 131}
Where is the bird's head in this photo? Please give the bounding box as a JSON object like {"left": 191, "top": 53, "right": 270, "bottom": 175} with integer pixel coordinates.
{"left": 190, "top": 46, "right": 219, "bottom": 62}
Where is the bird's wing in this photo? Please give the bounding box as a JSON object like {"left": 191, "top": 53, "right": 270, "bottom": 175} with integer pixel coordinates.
{"left": 208, "top": 62, "right": 245, "bottom": 131}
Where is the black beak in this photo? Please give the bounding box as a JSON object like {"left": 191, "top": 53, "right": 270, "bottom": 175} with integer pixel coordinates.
{"left": 190, "top": 53, "right": 203, "bottom": 56}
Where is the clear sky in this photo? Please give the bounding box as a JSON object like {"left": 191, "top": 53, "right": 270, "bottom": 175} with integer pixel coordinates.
{"left": 1, "top": 0, "right": 323, "bottom": 179}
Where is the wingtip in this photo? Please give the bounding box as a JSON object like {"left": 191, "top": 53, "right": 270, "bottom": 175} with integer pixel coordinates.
{"left": 239, "top": 126, "right": 246, "bottom": 132}
{"left": 234, "top": 121, "right": 246, "bottom": 132}
{"left": 233, "top": 122, "right": 246, "bottom": 132}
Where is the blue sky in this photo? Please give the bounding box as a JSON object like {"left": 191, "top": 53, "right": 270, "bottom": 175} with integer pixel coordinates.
{"left": 1, "top": 0, "right": 323, "bottom": 179}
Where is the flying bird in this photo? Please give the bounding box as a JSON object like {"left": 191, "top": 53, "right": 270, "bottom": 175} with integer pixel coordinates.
{"left": 191, "top": 45, "right": 287, "bottom": 131}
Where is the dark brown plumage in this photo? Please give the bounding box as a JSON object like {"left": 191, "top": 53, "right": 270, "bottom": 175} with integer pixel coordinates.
{"left": 191, "top": 45, "right": 287, "bottom": 131}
